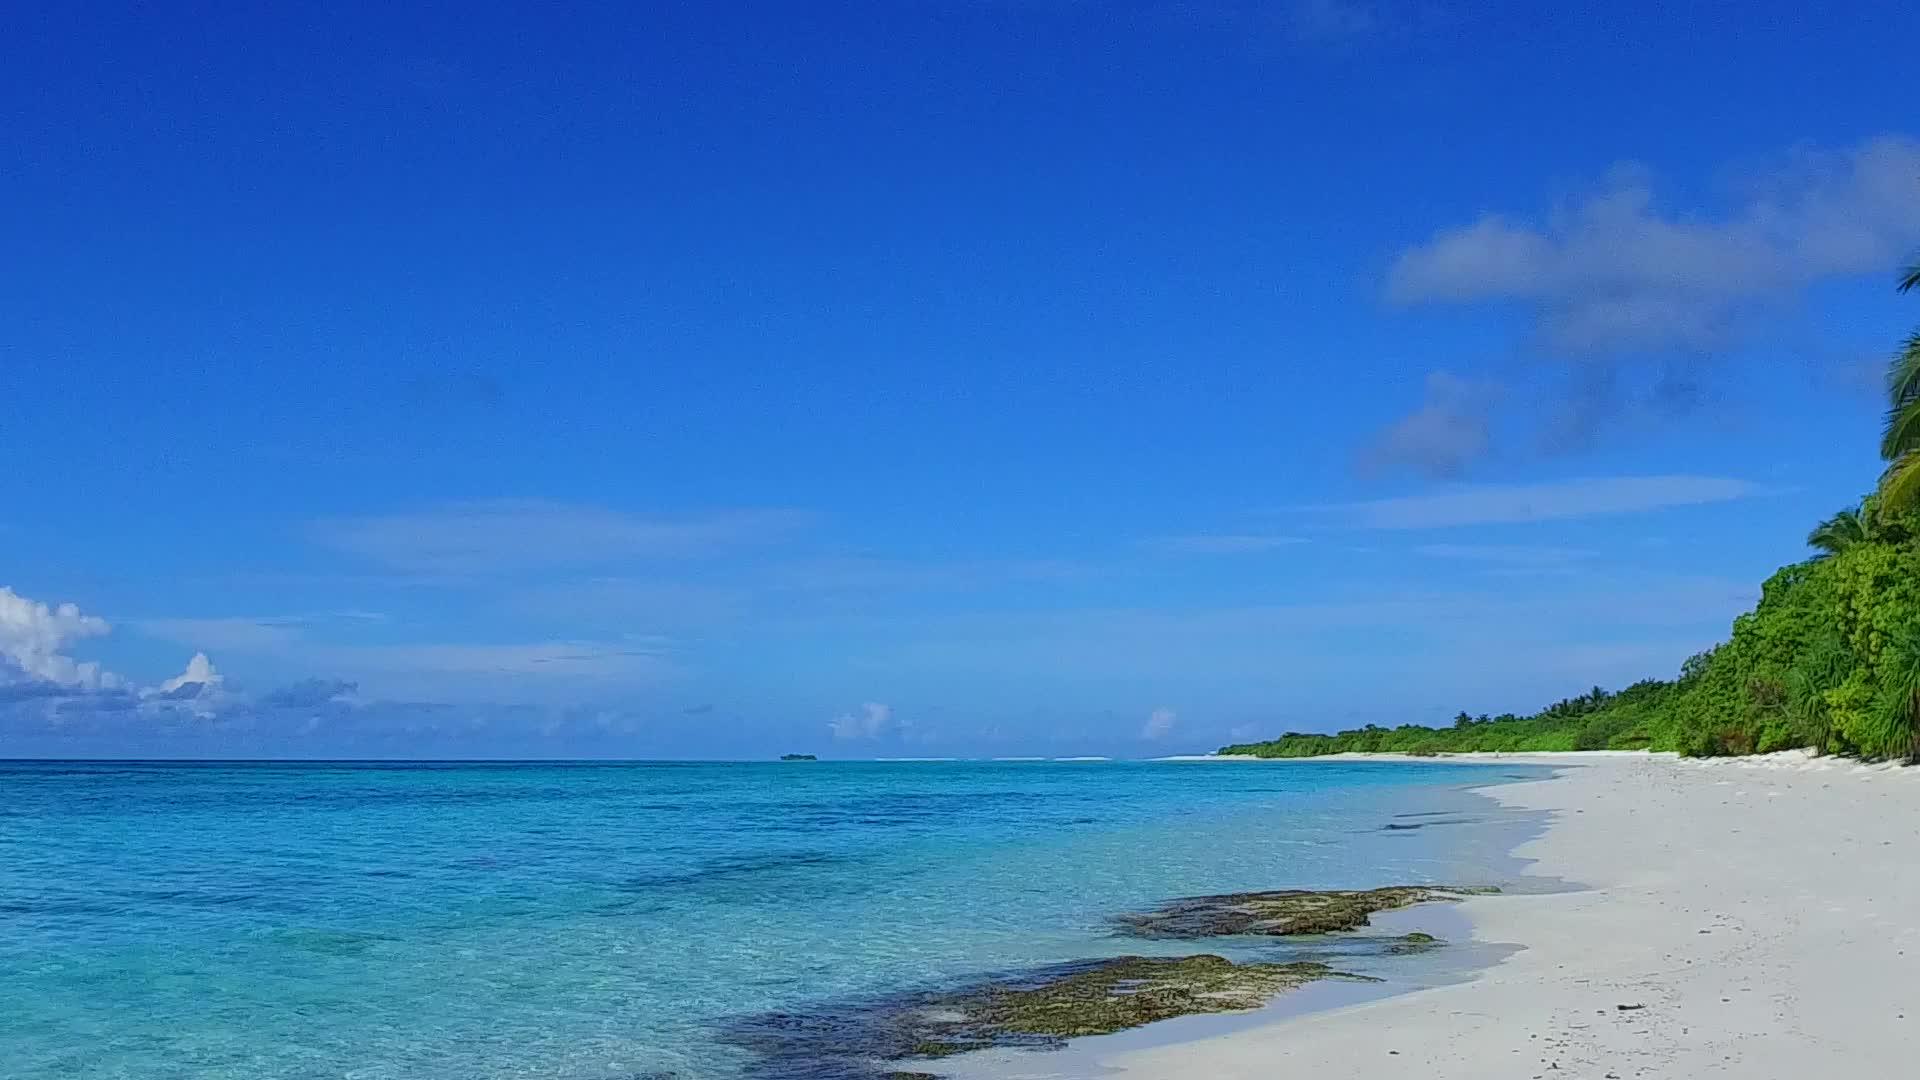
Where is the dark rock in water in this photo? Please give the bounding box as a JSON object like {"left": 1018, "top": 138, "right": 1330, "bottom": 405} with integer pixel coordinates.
{"left": 1381, "top": 816, "right": 1476, "bottom": 831}
{"left": 908, "top": 954, "right": 1350, "bottom": 1054}
{"left": 724, "top": 953, "right": 1368, "bottom": 1078}
{"left": 1116, "top": 885, "right": 1498, "bottom": 938}
{"left": 1386, "top": 931, "right": 1442, "bottom": 955}
{"left": 273, "top": 928, "right": 397, "bottom": 956}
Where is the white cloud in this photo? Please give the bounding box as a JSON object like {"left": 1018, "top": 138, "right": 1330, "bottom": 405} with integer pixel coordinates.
{"left": 829, "top": 701, "right": 895, "bottom": 740}
{"left": 0, "top": 587, "right": 235, "bottom": 720}
{"left": 1309, "top": 475, "right": 1770, "bottom": 529}
{"left": 1388, "top": 136, "right": 1920, "bottom": 353}
{"left": 1142, "top": 706, "right": 1177, "bottom": 739}
{"left": 138, "top": 652, "right": 226, "bottom": 717}
{"left": 312, "top": 500, "right": 809, "bottom": 573}
{"left": 156, "top": 653, "right": 221, "bottom": 696}
{"left": 1358, "top": 371, "right": 1502, "bottom": 478}
{"left": 1142, "top": 534, "right": 1307, "bottom": 555}
{"left": 0, "top": 586, "right": 117, "bottom": 688}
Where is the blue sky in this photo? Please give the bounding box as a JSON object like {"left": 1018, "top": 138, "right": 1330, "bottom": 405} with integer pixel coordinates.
{"left": 4, "top": 1, "right": 1919, "bottom": 758}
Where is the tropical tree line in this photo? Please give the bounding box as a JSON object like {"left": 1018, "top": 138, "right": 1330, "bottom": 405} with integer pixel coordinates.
{"left": 1222, "top": 266, "right": 1920, "bottom": 763}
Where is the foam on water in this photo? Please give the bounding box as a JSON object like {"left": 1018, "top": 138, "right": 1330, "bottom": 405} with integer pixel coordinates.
{"left": 0, "top": 760, "right": 1546, "bottom": 1079}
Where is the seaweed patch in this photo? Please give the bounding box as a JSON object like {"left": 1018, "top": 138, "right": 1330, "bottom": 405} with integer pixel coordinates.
{"left": 724, "top": 954, "right": 1370, "bottom": 1078}
{"left": 1116, "top": 885, "right": 1498, "bottom": 938}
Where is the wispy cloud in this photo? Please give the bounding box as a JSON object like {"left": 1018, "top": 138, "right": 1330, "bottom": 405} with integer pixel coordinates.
{"left": 259, "top": 678, "right": 359, "bottom": 709}
{"left": 1306, "top": 475, "right": 1771, "bottom": 529}
{"left": 311, "top": 500, "right": 809, "bottom": 573}
{"left": 1388, "top": 136, "right": 1920, "bottom": 353}
{"left": 131, "top": 616, "right": 308, "bottom": 651}
{"left": 318, "top": 639, "right": 676, "bottom": 680}
{"left": 1141, "top": 534, "right": 1307, "bottom": 555}
{"left": 795, "top": 574, "right": 1758, "bottom": 708}
{"left": 1364, "top": 137, "right": 1920, "bottom": 466}
{"left": 506, "top": 579, "right": 749, "bottom": 626}
{"left": 1135, "top": 0, "right": 1439, "bottom": 54}
{"left": 1141, "top": 706, "right": 1177, "bottom": 739}
{"left": 765, "top": 556, "right": 1089, "bottom": 592}
{"left": 1358, "top": 371, "right": 1503, "bottom": 478}
{"left": 130, "top": 611, "right": 393, "bottom": 655}
{"left": 1287, "top": 0, "right": 1381, "bottom": 41}
{"left": 1413, "top": 544, "right": 1596, "bottom": 566}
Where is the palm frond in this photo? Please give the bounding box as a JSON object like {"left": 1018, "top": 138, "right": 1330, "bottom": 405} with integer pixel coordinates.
{"left": 1885, "top": 332, "right": 1920, "bottom": 461}
{"left": 1902, "top": 262, "right": 1920, "bottom": 294}
{"left": 1806, "top": 507, "right": 1868, "bottom": 557}
{"left": 1879, "top": 453, "right": 1920, "bottom": 516}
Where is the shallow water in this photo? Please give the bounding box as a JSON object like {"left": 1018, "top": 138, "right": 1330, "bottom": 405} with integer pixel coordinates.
{"left": 0, "top": 759, "right": 1546, "bottom": 1079}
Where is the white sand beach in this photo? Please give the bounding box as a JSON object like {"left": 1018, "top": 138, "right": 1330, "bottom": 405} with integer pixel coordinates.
{"left": 970, "top": 750, "right": 1920, "bottom": 1078}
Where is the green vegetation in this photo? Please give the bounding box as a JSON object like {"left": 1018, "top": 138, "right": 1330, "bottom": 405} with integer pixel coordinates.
{"left": 779, "top": 753, "right": 818, "bottom": 761}
{"left": 1224, "top": 270, "right": 1920, "bottom": 765}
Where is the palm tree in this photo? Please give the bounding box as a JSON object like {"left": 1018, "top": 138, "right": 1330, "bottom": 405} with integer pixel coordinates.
{"left": 1881, "top": 265, "right": 1920, "bottom": 513}
{"left": 1806, "top": 506, "right": 1872, "bottom": 558}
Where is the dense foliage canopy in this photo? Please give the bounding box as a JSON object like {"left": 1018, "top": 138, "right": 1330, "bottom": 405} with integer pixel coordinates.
{"left": 1223, "top": 272, "right": 1920, "bottom": 764}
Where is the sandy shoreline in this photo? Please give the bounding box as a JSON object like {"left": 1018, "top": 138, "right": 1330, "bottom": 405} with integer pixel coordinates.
{"left": 956, "top": 750, "right": 1920, "bottom": 1078}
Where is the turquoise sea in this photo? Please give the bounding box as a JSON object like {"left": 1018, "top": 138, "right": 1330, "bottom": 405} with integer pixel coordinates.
{"left": 0, "top": 760, "right": 1544, "bottom": 1079}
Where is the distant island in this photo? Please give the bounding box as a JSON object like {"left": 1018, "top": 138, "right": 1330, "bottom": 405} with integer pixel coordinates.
{"left": 779, "top": 754, "right": 818, "bottom": 761}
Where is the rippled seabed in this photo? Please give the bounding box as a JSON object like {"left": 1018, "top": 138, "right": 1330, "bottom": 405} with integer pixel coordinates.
{"left": 0, "top": 760, "right": 1542, "bottom": 1079}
